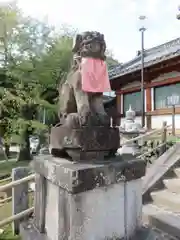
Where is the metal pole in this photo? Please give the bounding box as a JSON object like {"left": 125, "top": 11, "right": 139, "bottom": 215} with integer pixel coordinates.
{"left": 177, "top": 5, "right": 180, "bottom": 19}
{"left": 140, "top": 29, "right": 145, "bottom": 127}
{"left": 172, "top": 105, "right": 175, "bottom": 136}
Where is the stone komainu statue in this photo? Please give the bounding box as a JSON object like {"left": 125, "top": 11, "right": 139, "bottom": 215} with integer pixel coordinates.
{"left": 50, "top": 31, "right": 119, "bottom": 161}
{"left": 59, "top": 31, "right": 109, "bottom": 127}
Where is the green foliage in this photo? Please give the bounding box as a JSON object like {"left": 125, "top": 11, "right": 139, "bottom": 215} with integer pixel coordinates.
{"left": 106, "top": 49, "right": 120, "bottom": 67}
{"left": 0, "top": 225, "right": 20, "bottom": 240}
{"left": 0, "top": 2, "right": 71, "bottom": 155}
{"left": 0, "top": 1, "right": 119, "bottom": 159}
{"left": 37, "top": 35, "right": 73, "bottom": 87}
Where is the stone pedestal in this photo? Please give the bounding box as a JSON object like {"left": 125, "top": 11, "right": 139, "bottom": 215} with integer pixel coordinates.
{"left": 20, "top": 155, "right": 146, "bottom": 240}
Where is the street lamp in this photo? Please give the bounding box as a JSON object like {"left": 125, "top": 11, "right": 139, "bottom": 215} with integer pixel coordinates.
{"left": 139, "top": 15, "right": 146, "bottom": 127}
{"left": 177, "top": 5, "right": 180, "bottom": 20}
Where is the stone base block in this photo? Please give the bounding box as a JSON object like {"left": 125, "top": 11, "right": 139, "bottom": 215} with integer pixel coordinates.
{"left": 20, "top": 221, "right": 161, "bottom": 240}
{"left": 22, "top": 155, "right": 146, "bottom": 240}
{"left": 20, "top": 221, "right": 48, "bottom": 240}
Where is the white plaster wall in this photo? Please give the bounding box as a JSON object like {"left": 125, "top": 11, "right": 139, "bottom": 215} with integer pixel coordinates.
{"left": 70, "top": 179, "right": 142, "bottom": 240}
{"left": 121, "top": 114, "right": 180, "bottom": 130}
{"left": 144, "top": 89, "right": 147, "bottom": 112}
{"left": 151, "top": 114, "right": 180, "bottom": 129}
{"left": 151, "top": 88, "right": 154, "bottom": 110}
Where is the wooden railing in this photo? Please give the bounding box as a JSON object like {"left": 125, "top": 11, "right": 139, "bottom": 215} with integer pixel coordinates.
{"left": 121, "top": 121, "right": 170, "bottom": 146}
{"left": 119, "top": 121, "right": 172, "bottom": 163}
{"left": 0, "top": 168, "right": 35, "bottom": 235}
{"left": 0, "top": 177, "right": 12, "bottom": 184}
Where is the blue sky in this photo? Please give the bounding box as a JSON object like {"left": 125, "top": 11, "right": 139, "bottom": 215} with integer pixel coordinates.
{"left": 2, "top": 0, "right": 180, "bottom": 62}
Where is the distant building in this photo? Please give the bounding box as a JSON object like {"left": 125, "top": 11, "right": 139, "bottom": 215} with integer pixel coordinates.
{"left": 108, "top": 37, "right": 180, "bottom": 129}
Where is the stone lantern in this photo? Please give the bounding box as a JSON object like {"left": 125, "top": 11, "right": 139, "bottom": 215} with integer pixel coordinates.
{"left": 118, "top": 106, "right": 146, "bottom": 156}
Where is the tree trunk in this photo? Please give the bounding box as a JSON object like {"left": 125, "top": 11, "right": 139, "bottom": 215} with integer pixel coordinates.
{"left": 4, "top": 143, "right": 10, "bottom": 158}
{"left": 17, "top": 127, "right": 32, "bottom": 161}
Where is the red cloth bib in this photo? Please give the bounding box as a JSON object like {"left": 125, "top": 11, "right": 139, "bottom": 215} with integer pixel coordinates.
{"left": 81, "top": 58, "right": 111, "bottom": 92}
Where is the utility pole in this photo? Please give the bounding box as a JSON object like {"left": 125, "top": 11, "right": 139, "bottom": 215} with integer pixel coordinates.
{"left": 177, "top": 5, "right": 180, "bottom": 20}
{"left": 139, "top": 15, "right": 146, "bottom": 127}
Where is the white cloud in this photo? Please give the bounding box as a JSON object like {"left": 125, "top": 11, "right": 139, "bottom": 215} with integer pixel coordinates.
{"left": 4, "top": 0, "right": 180, "bottom": 62}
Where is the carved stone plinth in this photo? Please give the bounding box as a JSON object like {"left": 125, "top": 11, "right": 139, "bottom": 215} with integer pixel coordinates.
{"left": 20, "top": 155, "right": 146, "bottom": 240}
{"left": 20, "top": 223, "right": 167, "bottom": 240}
{"left": 50, "top": 125, "right": 119, "bottom": 161}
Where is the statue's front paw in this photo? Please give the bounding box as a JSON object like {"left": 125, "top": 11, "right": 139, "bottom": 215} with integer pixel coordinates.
{"left": 79, "top": 106, "right": 91, "bottom": 126}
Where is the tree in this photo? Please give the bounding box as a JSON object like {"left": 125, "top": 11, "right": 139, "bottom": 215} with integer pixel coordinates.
{"left": 8, "top": 18, "right": 56, "bottom": 161}
{"left": 35, "top": 35, "right": 74, "bottom": 127}
{"left": 0, "top": 3, "right": 75, "bottom": 161}
{"left": 0, "top": 1, "right": 20, "bottom": 157}
{"left": 106, "top": 49, "right": 120, "bottom": 67}
{"left": 0, "top": 3, "right": 53, "bottom": 160}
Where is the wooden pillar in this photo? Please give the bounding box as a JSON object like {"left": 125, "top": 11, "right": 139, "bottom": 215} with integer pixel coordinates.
{"left": 146, "top": 85, "right": 152, "bottom": 129}
{"left": 116, "top": 93, "right": 121, "bottom": 126}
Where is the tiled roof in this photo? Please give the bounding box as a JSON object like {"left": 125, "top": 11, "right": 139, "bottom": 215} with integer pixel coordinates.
{"left": 108, "top": 37, "right": 180, "bottom": 80}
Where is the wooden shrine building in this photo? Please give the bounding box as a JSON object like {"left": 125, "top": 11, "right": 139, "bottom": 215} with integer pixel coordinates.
{"left": 108, "top": 37, "right": 180, "bottom": 129}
